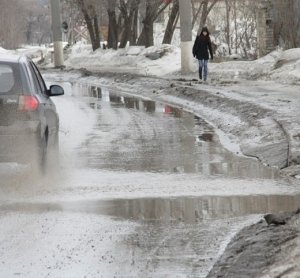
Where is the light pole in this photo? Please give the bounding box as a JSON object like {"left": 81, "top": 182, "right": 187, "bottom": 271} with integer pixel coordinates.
{"left": 179, "top": 0, "right": 193, "bottom": 74}
{"left": 50, "top": 0, "right": 64, "bottom": 67}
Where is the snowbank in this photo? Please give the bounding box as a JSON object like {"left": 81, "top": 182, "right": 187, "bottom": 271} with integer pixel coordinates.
{"left": 0, "top": 45, "right": 48, "bottom": 63}
{"left": 210, "top": 48, "right": 300, "bottom": 84}
{"left": 65, "top": 42, "right": 181, "bottom": 76}
{"left": 0, "top": 47, "right": 10, "bottom": 54}
{"left": 269, "top": 48, "right": 300, "bottom": 83}
{"left": 62, "top": 42, "right": 300, "bottom": 85}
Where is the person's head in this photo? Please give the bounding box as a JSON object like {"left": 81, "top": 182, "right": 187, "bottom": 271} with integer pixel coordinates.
{"left": 200, "top": 27, "right": 210, "bottom": 36}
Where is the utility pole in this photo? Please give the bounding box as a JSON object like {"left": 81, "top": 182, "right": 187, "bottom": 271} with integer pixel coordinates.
{"left": 179, "top": 0, "right": 193, "bottom": 74}
{"left": 50, "top": 0, "right": 64, "bottom": 67}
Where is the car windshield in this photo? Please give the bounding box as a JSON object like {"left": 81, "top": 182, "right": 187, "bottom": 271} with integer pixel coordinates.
{"left": 0, "top": 64, "right": 15, "bottom": 94}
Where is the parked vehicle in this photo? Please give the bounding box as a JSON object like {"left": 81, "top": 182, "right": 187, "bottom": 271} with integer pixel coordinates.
{"left": 0, "top": 54, "right": 64, "bottom": 172}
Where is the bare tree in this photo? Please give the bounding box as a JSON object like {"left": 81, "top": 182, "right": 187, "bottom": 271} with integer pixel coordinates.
{"left": 233, "top": 0, "right": 238, "bottom": 53}
{"left": 137, "top": 0, "right": 170, "bottom": 47}
{"left": 77, "top": 0, "right": 100, "bottom": 51}
{"left": 205, "top": 0, "right": 257, "bottom": 58}
{"left": 224, "top": 0, "right": 231, "bottom": 55}
{"left": 119, "top": 0, "right": 140, "bottom": 48}
{"left": 237, "top": 0, "right": 256, "bottom": 58}
{"left": 162, "top": 0, "right": 179, "bottom": 44}
{"left": 191, "top": 0, "right": 219, "bottom": 32}
{"left": 106, "top": 0, "right": 119, "bottom": 49}
{"left": 273, "top": 0, "right": 300, "bottom": 49}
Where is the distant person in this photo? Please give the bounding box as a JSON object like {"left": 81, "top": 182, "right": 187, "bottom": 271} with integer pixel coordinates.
{"left": 192, "top": 27, "right": 213, "bottom": 81}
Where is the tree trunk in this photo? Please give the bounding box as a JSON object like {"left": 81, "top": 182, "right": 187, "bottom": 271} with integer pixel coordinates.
{"left": 77, "top": 0, "right": 100, "bottom": 51}
{"left": 197, "top": 0, "right": 208, "bottom": 34}
{"left": 286, "top": 0, "right": 297, "bottom": 48}
{"left": 233, "top": 0, "right": 238, "bottom": 53}
{"left": 192, "top": 0, "right": 203, "bottom": 28}
{"left": 137, "top": 0, "right": 170, "bottom": 47}
{"left": 130, "top": 8, "right": 139, "bottom": 45}
{"left": 137, "top": 20, "right": 154, "bottom": 47}
{"left": 225, "top": 0, "right": 231, "bottom": 55}
{"left": 119, "top": 18, "right": 131, "bottom": 48}
{"left": 119, "top": 0, "right": 140, "bottom": 48}
{"left": 93, "top": 13, "right": 100, "bottom": 50}
{"left": 107, "top": 0, "right": 118, "bottom": 49}
{"left": 136, "top": 1, "right": 154, "bottom": 47}
{"left": 195, "top": 0, "right": 219, "bottom": 34}
{"left": 162, "top": 0, "right": 179, "bottom": 44}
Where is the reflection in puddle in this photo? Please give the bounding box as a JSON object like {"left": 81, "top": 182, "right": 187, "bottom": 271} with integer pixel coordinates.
{"left": 1, "top": 195, "right": 300, "bottom": 223}
{"left": 63, "top": 82, "right": 279, "bottom": 179}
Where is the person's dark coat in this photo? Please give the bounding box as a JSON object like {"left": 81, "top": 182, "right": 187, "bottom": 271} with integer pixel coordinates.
{"left": 192, "top": 27, "right": 213, "bottom": 60}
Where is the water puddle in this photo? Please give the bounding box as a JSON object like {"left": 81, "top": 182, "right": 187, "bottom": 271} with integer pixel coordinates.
{"left": 61, "top": 82, "right": 279, "bottom": 180}
{"left": 1, "top": 195, "right": 300, "bottom": 223}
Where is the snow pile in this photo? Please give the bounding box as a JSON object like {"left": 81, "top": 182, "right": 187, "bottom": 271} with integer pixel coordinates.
{"left": 209, "top": 48, "right": 300, "bottom": 84}
{"left": 269, "top": 48, "right": 300, "bottom": 83}
{"left": 0, "top": 45, "right": 48, "bottom": 63}
{"left": 65, "top": 42, "right": 181, "bottom": 76}
{"left": 63, "top": 40, "right": 300, "bottom": 84}
{"left": 0, "top": 47, "right": 10, "bottom": 54}
{"left": 15, "top": 45, "right": 48, "bottom": 60}
{"left": 210, "top": 49, "right": 282, "bottom": 81}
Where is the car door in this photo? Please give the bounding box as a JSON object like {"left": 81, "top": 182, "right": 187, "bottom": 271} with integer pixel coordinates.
{"left": 28, "top": 61, "right": 59, "bottom": 146}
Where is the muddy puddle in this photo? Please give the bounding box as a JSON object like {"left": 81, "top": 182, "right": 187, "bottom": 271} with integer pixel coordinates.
{"left": 1, "top": 194, "right": 300, "bottom": 223}
{"left": 62, "top": 82, "right": 279, "bottom": 180}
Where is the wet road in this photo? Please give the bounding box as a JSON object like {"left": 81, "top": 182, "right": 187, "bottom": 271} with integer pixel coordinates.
{"left": 1, "top": 77, "right": 300, "bottom": 277}
{"left": 76, "top": 83, "right": 278, "bottom": 178}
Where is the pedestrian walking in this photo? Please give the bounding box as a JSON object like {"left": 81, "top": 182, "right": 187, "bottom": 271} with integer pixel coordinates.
{"left": 192, "top": 27, "right": 213, "bottom": 81}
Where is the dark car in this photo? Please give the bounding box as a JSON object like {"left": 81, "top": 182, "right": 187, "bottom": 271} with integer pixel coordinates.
{"left": 0, "top": 54, "right": 64, "bottom": 172}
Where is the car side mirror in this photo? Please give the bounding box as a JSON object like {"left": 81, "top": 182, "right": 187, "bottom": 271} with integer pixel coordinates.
{"left": 48, "top": 85, "right": 64, "bottom": 96}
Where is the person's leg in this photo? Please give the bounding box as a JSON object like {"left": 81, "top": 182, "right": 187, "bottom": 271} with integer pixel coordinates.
{"left": 198, "top": 59, "right": 203, "bottom": 80}
{"left": 203, "top": 60, "right": 208, "bottom": 81}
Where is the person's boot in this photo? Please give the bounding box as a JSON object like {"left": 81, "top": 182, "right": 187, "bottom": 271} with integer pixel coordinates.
{"left": 198, "top": 67, "right": 202, "bottom": 80}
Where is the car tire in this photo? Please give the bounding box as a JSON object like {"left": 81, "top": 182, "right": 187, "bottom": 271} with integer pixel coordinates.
{"left": 32, "top": 135, "right": 47, "bottom": 176}
{"left": 48, "top": 133, "right": 60, "bottom": 171}
{"left": 40, "top": 136, "right": 48, "bottom": 171}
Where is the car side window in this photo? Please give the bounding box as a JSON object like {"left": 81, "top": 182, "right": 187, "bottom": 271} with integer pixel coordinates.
{"left": 27, "top": 62, "right": 43, "bottom": 95}
{"left": 30, "top": 62, "right": 47, "bottom": 96}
